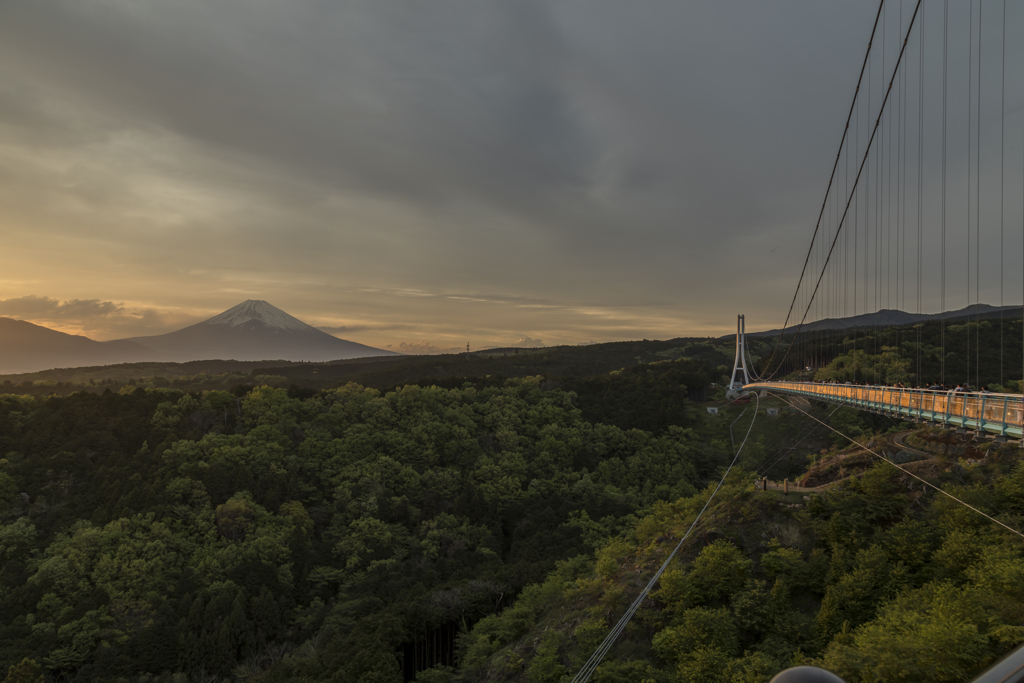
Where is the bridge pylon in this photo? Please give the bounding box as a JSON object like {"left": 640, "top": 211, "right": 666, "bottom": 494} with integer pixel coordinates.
{"left": 727, "top": 314, "right": 750, "bottom": 398}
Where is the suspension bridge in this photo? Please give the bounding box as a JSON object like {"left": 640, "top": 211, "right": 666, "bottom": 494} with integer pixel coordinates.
{"left": 728, "top": 0, "right": 1024, "bottom": 448}
{"left": 575, "top": 2, "right": 1024, "bottom": 681}
{"left": 730, "top": 2, "right": 1024, "bottom": 678}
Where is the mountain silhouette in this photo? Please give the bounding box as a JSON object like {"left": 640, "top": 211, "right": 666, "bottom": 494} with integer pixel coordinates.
{"left": 121, "top": 300, "right": 396, "bottom": 362}
{"left": 0, "top": 318, "right": 154, "bottom": 374}
{"left": 749, "top": 303, "right": 1023, "bottom": 337}
{"left": 0, "top": 300, "right": 396, "bottom": 374}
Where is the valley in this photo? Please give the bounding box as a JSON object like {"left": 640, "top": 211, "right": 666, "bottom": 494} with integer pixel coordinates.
{"left": 2, "top": 333, "right": 1022, "bottom": 682}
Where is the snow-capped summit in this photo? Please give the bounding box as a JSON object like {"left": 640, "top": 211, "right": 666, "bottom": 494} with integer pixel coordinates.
{"left": 205, "top": 300, "right": 316, "bottom": 333}
{"left": 122, "top": 300, "right": 396, "bottom": 362}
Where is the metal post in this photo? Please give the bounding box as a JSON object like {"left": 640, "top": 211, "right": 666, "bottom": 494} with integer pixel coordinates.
{"left": 979, "top": 394, "right": 987, "bottom": 436}
{"left": 998, "top": 397, "right": 1009, "bottom": 440}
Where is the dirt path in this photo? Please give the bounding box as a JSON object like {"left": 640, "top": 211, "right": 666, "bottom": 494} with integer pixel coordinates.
{"left": 891, "top": 430, "right": 931, "bottom": 456}
{"left": 759, "top": 478, "right": 836, "bottom": 494}
{"left": 759, "top": 430, "right": 935, "bottom": 496}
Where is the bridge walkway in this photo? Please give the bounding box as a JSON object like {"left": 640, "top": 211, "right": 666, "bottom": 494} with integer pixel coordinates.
{"left": 748, "top": 382, "right": 1024, "bottom": 440}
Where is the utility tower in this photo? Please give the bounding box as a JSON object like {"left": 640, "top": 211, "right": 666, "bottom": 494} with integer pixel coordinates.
{"left": 727, "top": 314, "right": 750, "bottom": 398}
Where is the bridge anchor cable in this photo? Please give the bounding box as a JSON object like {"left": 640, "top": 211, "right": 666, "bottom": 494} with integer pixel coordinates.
{"left": 768, "top": 391, "right": 1024, "bottom": 540}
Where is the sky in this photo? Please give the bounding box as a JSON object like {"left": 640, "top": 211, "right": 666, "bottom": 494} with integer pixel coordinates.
{"left": 1, "top": 0, "right": 1021, "bottom": 353}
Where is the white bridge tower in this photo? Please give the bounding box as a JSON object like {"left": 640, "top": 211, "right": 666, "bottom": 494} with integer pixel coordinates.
{"left": 727, "top": 314, "right": 750, "bottom": 397}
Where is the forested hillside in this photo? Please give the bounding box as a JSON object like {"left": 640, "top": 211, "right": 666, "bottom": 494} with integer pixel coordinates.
{"left": 0, "top": 359, "right": 755, "bottom": 682}
{"left": 765, "top": 316, "right": 1024, "bottom": 390}
{"left": 3, "top": 350, "right": 1017, "bottom": 683}
{"left": 455, "top": 430, "right": 1024, "bottom": 683}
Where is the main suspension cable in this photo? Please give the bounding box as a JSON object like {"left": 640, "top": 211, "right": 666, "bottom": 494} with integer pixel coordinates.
{"left": 760, "top": 0, "right": 886, "bottom": 379}
{"left": 765, "top": 0, "right": 924, "bottom": 380}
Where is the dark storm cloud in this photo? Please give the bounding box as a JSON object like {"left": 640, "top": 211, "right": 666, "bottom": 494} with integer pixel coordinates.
{"left": 0, "top": 0, "right": 595, "bottom": 210}
{"left": 6, "top": 0, "right": 982, "bottom": 341}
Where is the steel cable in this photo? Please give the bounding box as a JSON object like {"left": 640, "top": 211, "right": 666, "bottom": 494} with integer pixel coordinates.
{"left": 766, "top": 0, "right": 924, "bottom": 382}
{"left": 769, "top": 391, "right": 1024, "bottom": 539}
{"left": 760, "top": 0, "right": 886, "bottom": 379}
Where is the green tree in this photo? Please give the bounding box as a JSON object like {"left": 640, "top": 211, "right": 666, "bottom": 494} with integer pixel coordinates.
{"left": 215, "top": 497, "right": 257, "bottom": 541}
{"left": 2, "top": 658, "right": 43, "bottom": 683}
{"left": 653, "top": 607, "right": 739, "bottom": 663}
{"left": 526, "top": 631, "right": 567, "bottom": 683}
{"left": 820, "top": 582, "right": 990, "bottom": 682}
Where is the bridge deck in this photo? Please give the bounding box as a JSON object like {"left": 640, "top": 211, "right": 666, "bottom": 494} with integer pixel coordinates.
{"left": 747, "top": 382, "right": 1024, "bottom": 440}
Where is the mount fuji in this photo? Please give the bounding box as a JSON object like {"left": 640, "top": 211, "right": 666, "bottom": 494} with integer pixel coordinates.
{"left": 120, "top": 300, "right": 396, "bottom": 362}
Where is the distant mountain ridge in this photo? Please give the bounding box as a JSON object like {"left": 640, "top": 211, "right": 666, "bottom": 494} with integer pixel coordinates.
{"left": 0, "top": 300, "right": 395, "bottom": 374}
{"left": 0, "top": 317, "right": 157, "bottom": 375}
{"left": 749, "top": 303, "right": 1022, "bottom": 337}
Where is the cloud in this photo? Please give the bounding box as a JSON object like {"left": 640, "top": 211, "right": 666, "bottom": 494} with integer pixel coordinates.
{"left": 390, "top": 341, "right": 465, "bottom": 355}
{"left": 0, "top": 295, "right": 123, "bottom": 320}
{"left": 0, "top": 295, "right": 199, "bottom": 340}
{"left": 509, "top": 336, "right": 544, "bottom": 348}
{"left": 0, "top": 1, "right": 884, "bottom": 312}
{"left": 316, "top": 325, "right": 370, "bottom": 335}
{"left": 2, "top": 0, "right": 992, "bottom": 346}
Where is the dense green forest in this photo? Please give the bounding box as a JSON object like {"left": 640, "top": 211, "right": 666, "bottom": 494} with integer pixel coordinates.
{"left": 0, "top": 357, "right": 776, "bottom": 682}
{"left": 455, "top": 435, "right": 1024, "bottom": 683}
{"left": 3, "top": 346, "right": 1021, "bottom": 682}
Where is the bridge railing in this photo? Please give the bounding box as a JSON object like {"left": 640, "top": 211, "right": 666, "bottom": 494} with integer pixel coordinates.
{"left": 747, "top": 382, "right": 1024, "bottom": 439}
